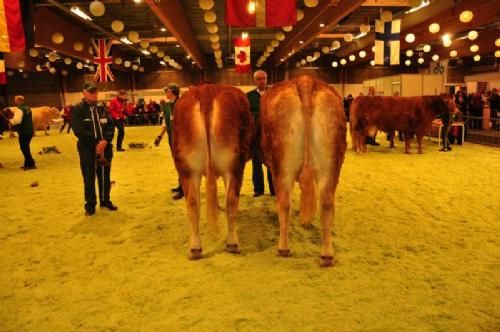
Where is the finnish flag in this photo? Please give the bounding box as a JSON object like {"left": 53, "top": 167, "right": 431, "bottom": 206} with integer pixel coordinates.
{"left": 375, "top": 19, "right": 401, "bottom": 66}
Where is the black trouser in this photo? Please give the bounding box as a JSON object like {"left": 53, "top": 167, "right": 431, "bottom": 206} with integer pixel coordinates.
{"left": 167, "top": 129, "right": 183, "bottom": 194}
{"left": 441, "top": 123, "right": 451, "bottom": 149}
{"left": 251, "top": 142, "right": 274, "bottom": 195}
{"left": 77, "top": 141, "right": 113, "bottom": 211}
{"left": 60, "top": 119, "right": 71, "bottom": 133}
{"left": 19, "top": 134, "right": 35, "bottom": 168}
{"left": 114, "top": 119, "right": 125, "bottom": 149}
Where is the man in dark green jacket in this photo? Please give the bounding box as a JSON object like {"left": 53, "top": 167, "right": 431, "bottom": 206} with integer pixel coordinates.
{"left": 13, "top": 95, "right": 36, "bottom": 170}
{"left": 71, "top": 82, "right": 117, "bottom": 216}
{"left": 247, "top": 70, "right": 274, "bottom": 197}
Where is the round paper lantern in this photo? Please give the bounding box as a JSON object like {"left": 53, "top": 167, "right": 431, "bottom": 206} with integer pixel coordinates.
{"left": 267, "top": 45, "right": 274, "bottom": 52}
{"left": 470, "top": 44, "right": 479, "bottom": 53}
{"left": 306, "top": 56, "right": 313, "bottom": 62}
{"left": 381, "top": 11, "right": 392, "bottom": 23}
{"left": 263, "top": 51, "right": 270, "bottom": 57}
{"left": 76, "top": 62, "right": 83, "bottom": 69}
{"left": 344, "top": 33, "right": 353, "bottom": 42}
{"left": 22, "top": 73, "right": 28, "bottom": 79}
{"left": 406, "top": 50, "right": 414, "bottom": 57}
{"left": 199, "top": 0, "right": 214, "bottom": 10}
{"left": 73, "top": 42, "right": 84, "bottom": 51}
{"left": 332, "top": 61, "right": 338, "bottom": 67}
{"left": 459, "top": 10, "right": 473, "bottom": 23}
{"left": 283, "top": 26, "right": 293, "bottom": 32}
{"left": 495, "top": 50, "right": 500, "bottom": 58}
{"left": 89, "top": 1, "right": 105, "bottom": 17}
{"left": 271, "top": 39, "right": 279, "bottom": 47}
{"left": 331, "top": 40, "right": 341, "bottom": 49}
{"left": 340, "top": 58, "right": 347, "bottom": 65}
{"left": 88, "top": 47, "right": 94, "bottom": 55}
{"left": 89, "top": 65, "right": 95, "bottom": 71}
{"left": 449, "top": 50, "right": 458, "bottom": 57}
{"left": 468, "top": 30, "right": 478, "bottom": 41}
{"left": 157, "top": 50, "right": 165, "bottom": 58}
{"left": 124, "top": 61, "right": 131, "bottom": 68}
{"left": 349, "top": 54, "right": 356, "bottom": 61}
{"left": 443, "top": 39, "right": 452, "bottom": 47}
{"left": 29, "top": 48, "right": 39, "bottom": 57}
{"left": 297, "top": 9, "right": 304, "bottom": 21}
{"left": 64, "top": 57, "right": 72, "bottom": 65}
{"left": 429, "top": 23, "right": 440, "bottom": 34}
{"left": 111, "top": 20, "right": 124, "bottom": 33}
{"left": 149, "top": 45, "right": 158, "bottom": 53}
{"left": 114, "top": 57, "right": 123, "bottom": 65}
{"left": 168, "top": 59, "right": 176, "bottom": 66}
{"left": 214, "top": 49, "right": 222, "bottom": 58}
{"left": 295, "top": 62, "right": 301, "bottom": 68}
{"left": 207, "top": 24, "right": 218, "bottom": 34}
{"left": 211, "top": 42, "right": 220, "bottom": 49}
{"left": 409, "top": 0, "right": 421, "bottom": 7}
{"left": 52, "top": 32, "right": 64, "bottom": 44}
{"left": 405, "top": 59, "right": 411, "bottom": 66}
{"left": 7, "top": 70, "right": 14, "bottom": 76}
{"left": 275, "top": 31, "right": 285, "bottom": 41}
{"left": 432, "top": 54, "right": 439, "bottom": 62}
{"left": 372, "top": 46, "right": 376, "bottom": 52}
{"left": 138, "top": 41, "right": 148, "bottom": 49}
{"left": 128, "top": 31, "right": 139, "bottom": 43}
{"left": 417, "top": 57, "right": 424, "bottom": 64}
{"left": 204, "top": 11, "right": 216, "bottom": 23}
{"left": 360, "top": 24, "right": 370, "bottom": 33}
{"left": 423, "top": 44, "right": 431, "bottom": 52}
{"left": 132, "top": 64, "right": 139, "bottom": 71}
{"left": 473, "top": 55, "right": 480, "bottom": 62}
{"left": 163, "top": 56, "right": 170, "bottom": 62}
{"left": 48, "top": 53, "right": 57, "bottom": 62}
{"left": 313, "top": 51, "right": 320, "bottom": 58}
{"left": 300, "top": 59, "right": 306, "bottom": 65}
{"left": 217, "top": 63, "right": 223, "bottom": 69}
{"left": 405, "top": 33, "right": 415, "bottom": 43}
{"left": 139, "top": 67, "right": 145, "bottom": 72}
{"left": 495, "top": 38, "right": 500, "bottom": 47}
{"left": 209, "top": 34, "right": 219, "bottom": 43}
{"left": 35, "top": 65, "right": 42, "bottom": 72}
{"left": 61, "top": 70, "right": 68, "bottom": 76}
{"left": 322, "top": 46, "right": 330, "bottom": 54}
{"left": 304, "top": 0, "right": 319, "bottom": 8}
{"left": 359, "top": 50, "right": 366, "bottom": 58}
{"left": 370, "top": 60, "right": 375, "bottom": 66}
{"left": 49, "top": 67, "right": 56, "bottom": 74}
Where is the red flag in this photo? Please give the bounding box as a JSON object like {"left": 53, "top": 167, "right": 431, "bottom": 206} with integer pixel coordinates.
{"left": 226, "top": 0, "right": 296, "bottom": 27}
{"left": 92, "top": 39, "right": 114, "bottom": 83}
{"left": 234, "top": 37, "right": 250, "bottom": 73}
{"left": 0, "top": 53, "right": 6, "bottom": 84}
{"left": 0, "top": 0, "right": 26, "bottom": 52}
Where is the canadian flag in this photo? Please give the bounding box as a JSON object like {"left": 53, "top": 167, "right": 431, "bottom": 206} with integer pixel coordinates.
{"left": 234, "top": 37, "right": 250, "bottom": 73}
{"left": 226, "top": 0, "right": 296, "bottom": 27}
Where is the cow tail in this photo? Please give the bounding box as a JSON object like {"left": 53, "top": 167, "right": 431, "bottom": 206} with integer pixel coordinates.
{"left": 296, "top": 77, "right": 317, "bottom": 225}
{"left": 200, "top": 89, "right": 219, "bottom": 235}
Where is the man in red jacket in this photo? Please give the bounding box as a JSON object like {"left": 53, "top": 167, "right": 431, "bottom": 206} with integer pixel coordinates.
{"left": 109, "top": 89, "right": 128, "bottom": 151}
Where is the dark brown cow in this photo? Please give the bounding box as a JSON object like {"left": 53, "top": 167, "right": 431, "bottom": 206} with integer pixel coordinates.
{"left": 350, "top": 95, "right": 455, "bottom": 153}
{"left": 260, "top": 75, "right": 347, "bottom": 267}
{"left": 173, "top": 83, "right": 253, "bottom": 260}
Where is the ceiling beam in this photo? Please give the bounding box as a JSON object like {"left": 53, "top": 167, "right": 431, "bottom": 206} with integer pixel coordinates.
{"left": 145, "top": 0, "right": 205, "bottom": 69}
{"left": 271, "top": 0, "right": 366, "bottom": 67}
{"left": 362, "top": 0, "right": 410, "bottom": 6}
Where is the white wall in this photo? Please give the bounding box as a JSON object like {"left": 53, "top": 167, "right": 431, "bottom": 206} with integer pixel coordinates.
{"left": 464, "top": 71, "right": 500, "bottom": 92}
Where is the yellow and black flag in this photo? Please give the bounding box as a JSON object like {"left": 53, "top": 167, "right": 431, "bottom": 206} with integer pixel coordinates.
{"left": 0, "top": 52, "right": 6, "bottom": 84}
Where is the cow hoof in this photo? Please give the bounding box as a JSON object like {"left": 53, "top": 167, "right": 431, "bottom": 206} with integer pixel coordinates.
{"left": 226, "top": 244, "right": 241, "bottom": 254}
{"left": 278, "top": 249, "right": 292, "bottom": 257}
{"left": 319, "top": 256, "right": 335, "bottom": 268}
{"left": 188, "top": 248, "right": 202, "bottom": 260}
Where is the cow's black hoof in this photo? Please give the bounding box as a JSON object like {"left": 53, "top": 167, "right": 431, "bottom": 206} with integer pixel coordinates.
{"left": 319, "top": 256, "right": 335, "bottom": 268}
{"left": 188, "top": 248, "right": 202, "bottom": 260}
{"left": 226, "top": 244, "right": 241, "bottom": 254}
{"left": 278, "top": 249, "right": 292, "bottom": 257}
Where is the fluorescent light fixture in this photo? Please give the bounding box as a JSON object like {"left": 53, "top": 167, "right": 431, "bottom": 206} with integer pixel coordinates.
{"left": 141, "top": 50, "right": 151, "bottom": 55}
{"left": 160, "top": 61, "right": 166, "bottom": 65}
{"left": 354, "top": 32, "right": 367, "bottom": 40}
{"left": 70, "top": 6, "right": 92, "bottom": 21}
{"left": 134, "top": 0, "right": 142, "bottom": 3}
{"left": 319, "top": 23, "right": 325, "bottom": 28}
{"left": 299, "top": 40, "right": 304, "bottom": 44}
{"left": 405, "top": 0, "right": 430, "bottom": 14}
{"left": 160, "top": 27, "right": 166, "bottom": 32}
{"left": 120, "top": 37, "right": 133, "bottom": 45}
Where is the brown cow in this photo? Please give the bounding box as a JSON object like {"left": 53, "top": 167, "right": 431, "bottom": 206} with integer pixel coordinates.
{"left": 350, "top": 95, "right": 455, "bottom": 154}
{"left": 260, "top": 75, "right": 347, "bottom": 267}
{"left": 173, "top": 83, "right": 253, "bottom": 260}
{"left": 32, "top": 106, "right": 62, "bottom": 135}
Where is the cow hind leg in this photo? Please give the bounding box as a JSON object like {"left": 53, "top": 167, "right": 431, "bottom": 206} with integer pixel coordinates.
{"left": 317, "top": 180, "right": 337, "bottom": 267}
{"left": 404, "top": 136, "right": 411, "bottom": 154}
{"left": 182, "top": 173, "right": 203, "bottom": 260}
{"left": 223, "top": 171, "right": 243, "bottom": 254}
{"left": 299, "top": 165, "right": 316, "bottom": 226}
{"left": 275, "top": 173, "right": 295, "bottom": 257}
{"left": 416, "top": 134, "right": 424, "bottom": 154}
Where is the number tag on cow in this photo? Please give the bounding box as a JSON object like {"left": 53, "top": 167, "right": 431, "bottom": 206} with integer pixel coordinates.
{"left": 99, "top": 118, "right": 108, "bottom": 124}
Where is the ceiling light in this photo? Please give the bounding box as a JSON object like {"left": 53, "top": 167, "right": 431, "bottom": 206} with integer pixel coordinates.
{"left": 468, "top": 30, "right": 478, "bottom": 41}
{"left": 319, "top": 23, "right": 325, "bottom": 28}
{"left": 370, "top": 60, "right": 375, "bottom": 66}
{"left": 405, "top": 33, "right": 415, "bottom": 43}
{"left": 299, "top": 40, "right": 304, "bottom": 44}
{"left": 473, "top": 55, "right": 480, "bottom": 62}
{"left": 70, "top": 6, "right": 92, "bottom": 21}
{"left": 160, "top": 27, "right": 166, "bottom": 32}
{"left": 449, "top": 50, "right": 458, "bottom": 57}
{"left": 405, "top": 0, "right": 430, "bottom": 14}
{"left": 354, "top": 32, "right": 367, "bottom": 40}
{"left": 160, "top": 61, "right": 166, "bottom": 65}
{"left": 241, "top": 32, "right": 249, "bottom": 39}
{"left": 134, "top": 0, "right": 142, "bottom": 3}
{"left": 247, "top": 1, "right": 256, "bottom": 14}
{"left": 405, "top": 59, "right": 411, "bottom": 66}
{"left": 120, "top": 36, "right": 133, "bottom": 45}
{"left": 432, "top": 54, "right": 439, "bottom": 62}
{"left": 176, "top": 44, "right": 180, "bottom": 48}
{"left": 141, "top": 49, "right": 150, "bottom": 55}
{"left": 459, "top": 10, "right": 473, "bottom": 23}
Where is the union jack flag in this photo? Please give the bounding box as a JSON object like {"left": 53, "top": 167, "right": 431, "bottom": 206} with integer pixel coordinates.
{"left": 92, "top": 39, "right": 114, "bottom": 82}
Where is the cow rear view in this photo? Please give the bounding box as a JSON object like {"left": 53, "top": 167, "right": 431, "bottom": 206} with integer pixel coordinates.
{"left": 260, "top": 75, "right": 347, "bottom": 267}
{"left": 173, "top": 83, "right": 253, "bottom": 260}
